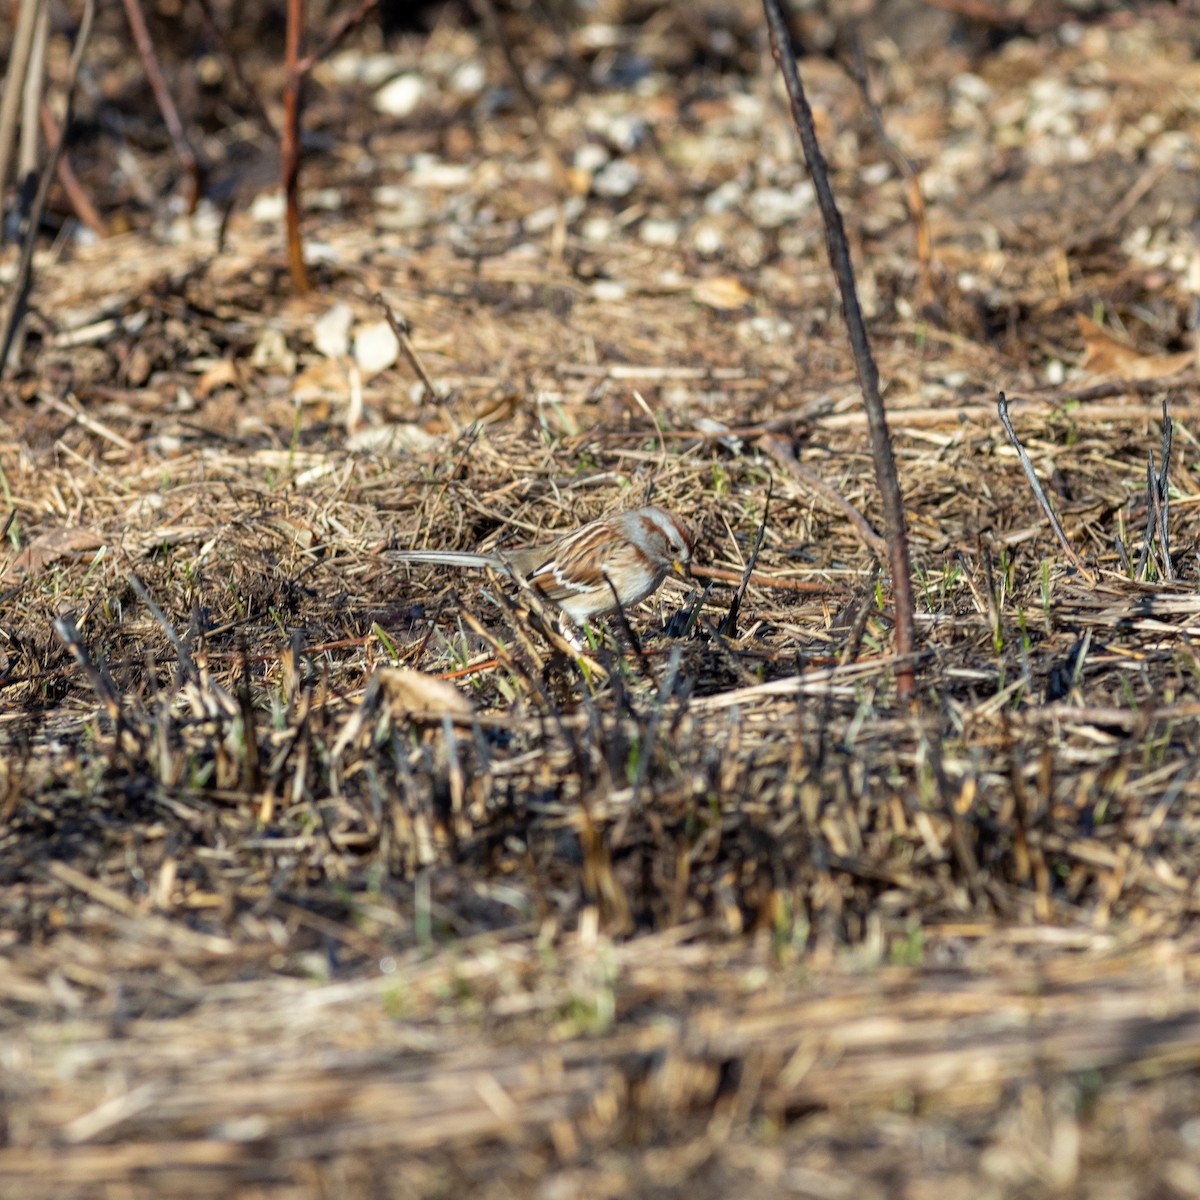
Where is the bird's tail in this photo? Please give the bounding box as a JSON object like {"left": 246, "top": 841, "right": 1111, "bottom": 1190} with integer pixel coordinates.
{"left": 389, "top": 550, "right": 498, "bottom": 570}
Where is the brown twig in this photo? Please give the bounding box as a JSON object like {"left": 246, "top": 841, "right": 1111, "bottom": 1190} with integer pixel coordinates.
{"left": 279, "top": 0, "right": 381, "bottom": 294}
{"left": 996, "top": 391, "right": 1095, "bottom": 583}
{"left": 373, "top": 293, "right": 445, "bottom": 401}
{"left": 757, "top": 433, "right": 888, "bottom": 561}
{"left": 295, "top": 0, "right": 381, "bottom": 76}
{"left": 119, "top": 0, "right": 202, "bottom": 212}
{"left": 0, "top": 0, "right": 95, "bottom": 377}
{"left": 283, "top": 0, "right": 310, "bottom": 294}
{"left": 38, "top": 103, "right": 107, "bottom": 238}
{"left": 762, "top": 0, "right": 916, "bottom": 698}
{"left": 689, "top": 564, "right": 842, "bottom": 594}
{"left": 845, "top": 28, "right": 934, "bottom": 308}
{"left": 194, "top": 0, "right": 277, "bottom": 137}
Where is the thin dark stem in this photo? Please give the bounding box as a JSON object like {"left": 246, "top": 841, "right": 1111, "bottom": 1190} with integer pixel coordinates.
{"left": 195, "top": 0, "right": 277, "bottom": 137}
{"left": 120, "top": 0, "right": 201, "bottom": 210}
{"left": 718, "top": 488, "right": 770, "bottom": 638}
{"left": 295, "top": 0, "right": 381, "bottom": 76}
{"left": 761, "top": 0, "right": 915, "bottom": 697}
{"left": 845, "top": 28, "right": 933, "bottom": 307}
{"left": 1135, "top": 453, "right": 1156, "bottom": 581}
{"left": 39, "top": 102, "right": 107, "bottom": 237}
{"left": 373, "top": 293, "right": 445, "bottom": 400}
{"left": 996, "top": 392, "right": 1095, "bottom": 583}
{"left": 283, "top": 0, "right": 309, "bottom": 294}
{"left": 1158, "top": 399, "right": 1173, "bottom": 579}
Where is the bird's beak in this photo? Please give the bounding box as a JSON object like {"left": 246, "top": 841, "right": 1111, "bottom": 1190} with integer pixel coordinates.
{"left": 674, "top": 559, "right": 691, "bottom": 580}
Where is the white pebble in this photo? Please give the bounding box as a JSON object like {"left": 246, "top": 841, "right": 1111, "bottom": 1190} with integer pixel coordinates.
{"left": 248, "top": 190, "right": 285, "bottom": 223}
{"left": 450, "top": 60, "right": 486, "bottom": 96}
{"left": 313, "top": 303, "right": 353, "bottom": 359}
{"left": 590, "top": 280, "right": 627, "bottom": 302}
{"left": 407, "top": 157, "right": 473, "bottom": 189}
{"left": 374, "top": 73, "right": 426, "bottom": 118}
{"left": 704, "top": 179, "right": 744, "bottom": 214}
{"left": 639, "top": 218, "right": 679, "bottom": 246}
{"left": 574, "top": 143, "right": 611, "bottom": 173}
{"left": 592, "top": 160, "right": 641, "bottom": 198}
{"left": 748, "top": 183, "right": 814, "bottom": 228}
{"left": 353, "top": 320, "right": 400, "bottom": 377}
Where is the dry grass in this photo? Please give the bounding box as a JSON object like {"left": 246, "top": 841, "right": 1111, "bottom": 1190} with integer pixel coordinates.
{"left": 4, "top": 2, "right": 1200, "bottom": 1195}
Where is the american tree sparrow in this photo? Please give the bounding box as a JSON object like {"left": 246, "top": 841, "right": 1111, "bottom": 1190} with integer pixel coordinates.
{"left": 391, "top": 506, "right": 695, "bottom": 622}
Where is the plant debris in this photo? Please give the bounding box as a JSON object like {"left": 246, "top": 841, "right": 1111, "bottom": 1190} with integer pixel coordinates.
{"left": 5, "top": 1, "right": 1200, "bottom": 1195}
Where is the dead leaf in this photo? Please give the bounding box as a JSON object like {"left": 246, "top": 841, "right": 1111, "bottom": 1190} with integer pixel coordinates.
{"left": 376, "top": 667, "right": 473, "bottom": 717}
{"left": 345, "top": 423, "right": 439, "bottom": 456}
{"left": 693, "top": 275, "right": 752, "bottom": 311}
{"left": 293, "top": 356, "right": 351, "bottom": 405}
{"left": 194, "top": 359, "right": 240, "bottom": 398}
{"left": 1, "top": 528, "right": 106, "bottom": 582}
{"left": 1077, "top": 315, "right": 1192, "bottom": 380}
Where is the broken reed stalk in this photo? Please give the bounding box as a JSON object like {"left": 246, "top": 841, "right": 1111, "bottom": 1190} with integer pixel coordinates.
{"left": 0, "top": 0, "right": 95, "bottom": 378}
{"left": 120, "top": 0, "right": 201, "bottom": 212}
{"left": 1157, "top": 399, "right": 1173, "bottom": 578}
{"left": 718, "top": 489, "right": 770, "bottom": 638}
{"left": 1139, "top": 455, "right": 1160, "bottom": 581}
{"left": 761, "top": 0, "right": 915, "bottom": 698}
{"left": 0, "top": 0, "right": 41, "bottom": 215}
{"left": 996, "top": 391, "right": 1095, "bottom": 583}
{"left": 1133, "top": 402, "right": 1173, "bottom": 581}
{"left": 18, "top": 2, "right": 48, "bottom": 182}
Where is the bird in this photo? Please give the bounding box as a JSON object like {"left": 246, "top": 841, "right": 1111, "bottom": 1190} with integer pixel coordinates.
{"left": 390, "top": 506, "right": 695, "bottom": 622}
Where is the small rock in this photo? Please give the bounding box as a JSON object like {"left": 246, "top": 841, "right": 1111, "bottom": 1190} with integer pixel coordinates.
{"left": 248, "top": 190, "right": 285, "bottom": 223}
{"left": 353, "top": 320, "right": 400, "bottom": 378}
{"left": 327, "top": 50, "right": 405, "bottom": 87}
{"left": 748, "top": 183, "right": 814, "bottom": 228}
{"left": 704, "top": 179, "right": 744, "bottom": 215}
{"left": 450, "top": 60, "right": 486, "bottom": 96}
{"left": 639, "top": 218, "right": 679, "bottom": 246}
{"left": 374, "top": 73, "right": 426, "bottom": 118}
{"left": 691, "top": 222, "right": 725, "bottom": 257}
{"left": 592, "top": 160, "right": 641, "bottom": 198}
{"left": 251, "top": 328, "right": 296, "bottom": 375}
{"left": 590, "top": 280, "right": 627, "bottom": 302}
{"left": 313, "top": 303, "right": 354, "bottom": 358}
{"left": 574, "top": 143, "right": 610, "bottom": 173}
{"left": 408, "top": 157, "right": 474, "bottom": 189}
{"left": 581, "top": 217, "right": 613, "bottom": 242}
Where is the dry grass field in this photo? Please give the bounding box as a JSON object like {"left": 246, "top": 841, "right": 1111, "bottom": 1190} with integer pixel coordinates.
{"left": 5, "top": 1, "right": 1200, "bottom": 1195}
